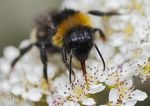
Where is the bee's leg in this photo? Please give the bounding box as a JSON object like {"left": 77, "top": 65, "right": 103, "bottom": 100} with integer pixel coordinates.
{"left": 39, "top": 44, "right": 50, "bottom": 89}
{"left": 69, "top": 53, "right": 73, "bottom": 83}
{"left": 61, "top": 47, "right": 75, "bottom": 84}
{"left": 88, "top": 10, "right": 121, "bottom": 16}
{"left": 80, "top": 60, "right": 87, "bottom": 83}
{"left": 93, "top": 28, "right": 106, "bottom": 41}
{"left": 11, "top": 43, "right": 33, "bottom": 69}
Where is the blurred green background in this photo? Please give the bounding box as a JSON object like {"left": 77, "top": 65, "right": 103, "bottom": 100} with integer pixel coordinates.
{"left": 0, "top": 0, "right": 62, "bottom": 56}
{"left": 0, "top": 0, "right": 149, "bottom": 106}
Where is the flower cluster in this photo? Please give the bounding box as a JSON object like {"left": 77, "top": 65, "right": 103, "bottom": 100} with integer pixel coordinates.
{"left": 0, "top": 0, "right": 150, "bottom": 106}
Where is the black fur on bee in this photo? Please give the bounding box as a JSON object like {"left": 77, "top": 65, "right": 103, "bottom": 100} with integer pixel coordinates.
{"left": 11, "top": 8, "right": 121, "bottom": 85}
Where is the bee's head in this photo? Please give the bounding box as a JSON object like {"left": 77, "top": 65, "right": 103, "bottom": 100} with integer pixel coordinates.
{"left": 64, "top": 26, "right": 94, "bottom": 62}
{"left": 62, "top": 26, "right": 105, "bottom": 81}
{"left": 63, "top": 26, "right": 94, "bottom": 79}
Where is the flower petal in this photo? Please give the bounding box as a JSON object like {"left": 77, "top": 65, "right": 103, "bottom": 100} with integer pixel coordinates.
{"left": 19, "top": 39, "right": 31, "bottom": 49}
{"left": 0, "top": 60, "right": 11, "bottom": 74}
{"left": 64, "top": 101, "right": 80, "bottom": 106}
{"left": 88, "top": 83, "right": 105, "bottom": 94}
{"left": 99, "top": 105, "right": 107, "bottom": 106}
{"left": 82, "top": 98, "right": 96, "bottom": 105}
{"left": 109, "top": 88, "right": 119, "bottom": 104}
{"left": 0, "top": 81, "right": 10, "bottom": 92}
{"left": 11, "top": 84, "right": 24, "bottom": 95}
{"left": 105, "top": 77, "right": 117, "bottom": 86}
{"left": 27, "top": 88, "right": 42, "bottom": 102}
{"left": 3, "top": 46, "right": 19, "bottom": 61}
{"left": 123, "top": 99, "right": 137, "bottom": 106}
{"left": 131, "top": 90, "right": 147, "bottom": 101}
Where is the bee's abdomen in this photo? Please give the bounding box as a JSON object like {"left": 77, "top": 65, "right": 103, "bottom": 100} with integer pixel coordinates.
{"left": 34, "top": 9, "right": 77, "bottom": 42}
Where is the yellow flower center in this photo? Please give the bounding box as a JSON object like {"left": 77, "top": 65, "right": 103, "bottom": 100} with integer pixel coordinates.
{"left": 143, "top": 62, "right": 150, "bottom": 74}
{"left": 73, "top": 86, "right": 84, "bottom": 98}
{"left": 124, "top": 23, "right": 134, "bottom": 38}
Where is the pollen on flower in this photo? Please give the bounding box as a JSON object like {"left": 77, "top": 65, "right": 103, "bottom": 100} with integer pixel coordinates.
{"left": 123, "top": 23, "right": 134, "bottom": 38}
{"left": 131, "top": 0, "right": 143, "bottom": 13}
{"left": 131, "top": 47, "right": 143, "bottom": 59}
{"left": 41, "top": 79, "right": 54, "bottom": 93}
{"left": 137, "top": 60, "right": 150, "bottom": 81}
{"left": 64, "top": 80, "right": 88, "bottom": 102}
{"left": 143, "top": 62, "right": 150, "bottom": 74}
{"left": 108, "top": 80, "right": 147, "bottom": 106}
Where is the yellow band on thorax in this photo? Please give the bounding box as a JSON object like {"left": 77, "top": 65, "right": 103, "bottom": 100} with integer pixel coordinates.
{"left": 52, "top": 12, "right": 92, "bottom": 47}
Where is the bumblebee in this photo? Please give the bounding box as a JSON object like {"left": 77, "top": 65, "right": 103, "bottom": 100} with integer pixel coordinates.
{"left": 11, "top": 9, "right": 120, "bottom": 84}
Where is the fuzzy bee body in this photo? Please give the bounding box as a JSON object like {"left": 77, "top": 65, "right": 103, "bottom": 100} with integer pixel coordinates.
{"left": 30, "top": 9, "right": 92, "bottom": 72}
{"left": 33, "top": 9, "right": 92, "bottom": 49}
{"left": 11, "top": 8, "right": 120, "bottom": 84}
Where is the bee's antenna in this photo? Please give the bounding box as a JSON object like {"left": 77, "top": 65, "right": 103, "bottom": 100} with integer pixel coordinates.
{"left": 61, "top": 47, "right": 75, "bottom": 84}
{"left": 94, "top": 44, "right": 106, "bottom": 71}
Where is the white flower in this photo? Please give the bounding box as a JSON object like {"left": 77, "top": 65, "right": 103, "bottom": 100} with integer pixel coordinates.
{"left": 0, "top": 58, "right": 11, "bottom": 75}
{"left": 53, "top": 74, "right": 96, "bottom": 105}
{"left": 109, "top": 88, "right": 119, "bottom": 104}
{"left": 124, "top": 37, "right": 150, "bottom": 81}
{"left": 104, "top": 66, "right": 130, "bottom": 86}
{"left": 49, "top": 59, "right": 107, "bottom": 105}
{"left": 26, "top": 88, "right": 42, "bottom": 102}
{"left": 1, "top": 0, "right": 150, "bottom": 105}
{"left": 62, "top": 0, "right": 103, "bottom": 12}
{"left": 108, "top": 80, "right": 147, "bottom": 106}
{"left": 88, "top": 84, "right": 105, "bottom": 94}
{"left": 3, "top": 46, "right": 19, "bottom": 61}
{"left": 47, "top": 94, "right": 81, "bottom": 106}
{"left": 0, "top": 39, "right": 59, "bottom": 103}
{"left": 136, "top": 60, "right": 150, "bottom": 82}
{"left": 82, "top": 98, "right": 96, "bottom": 106}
